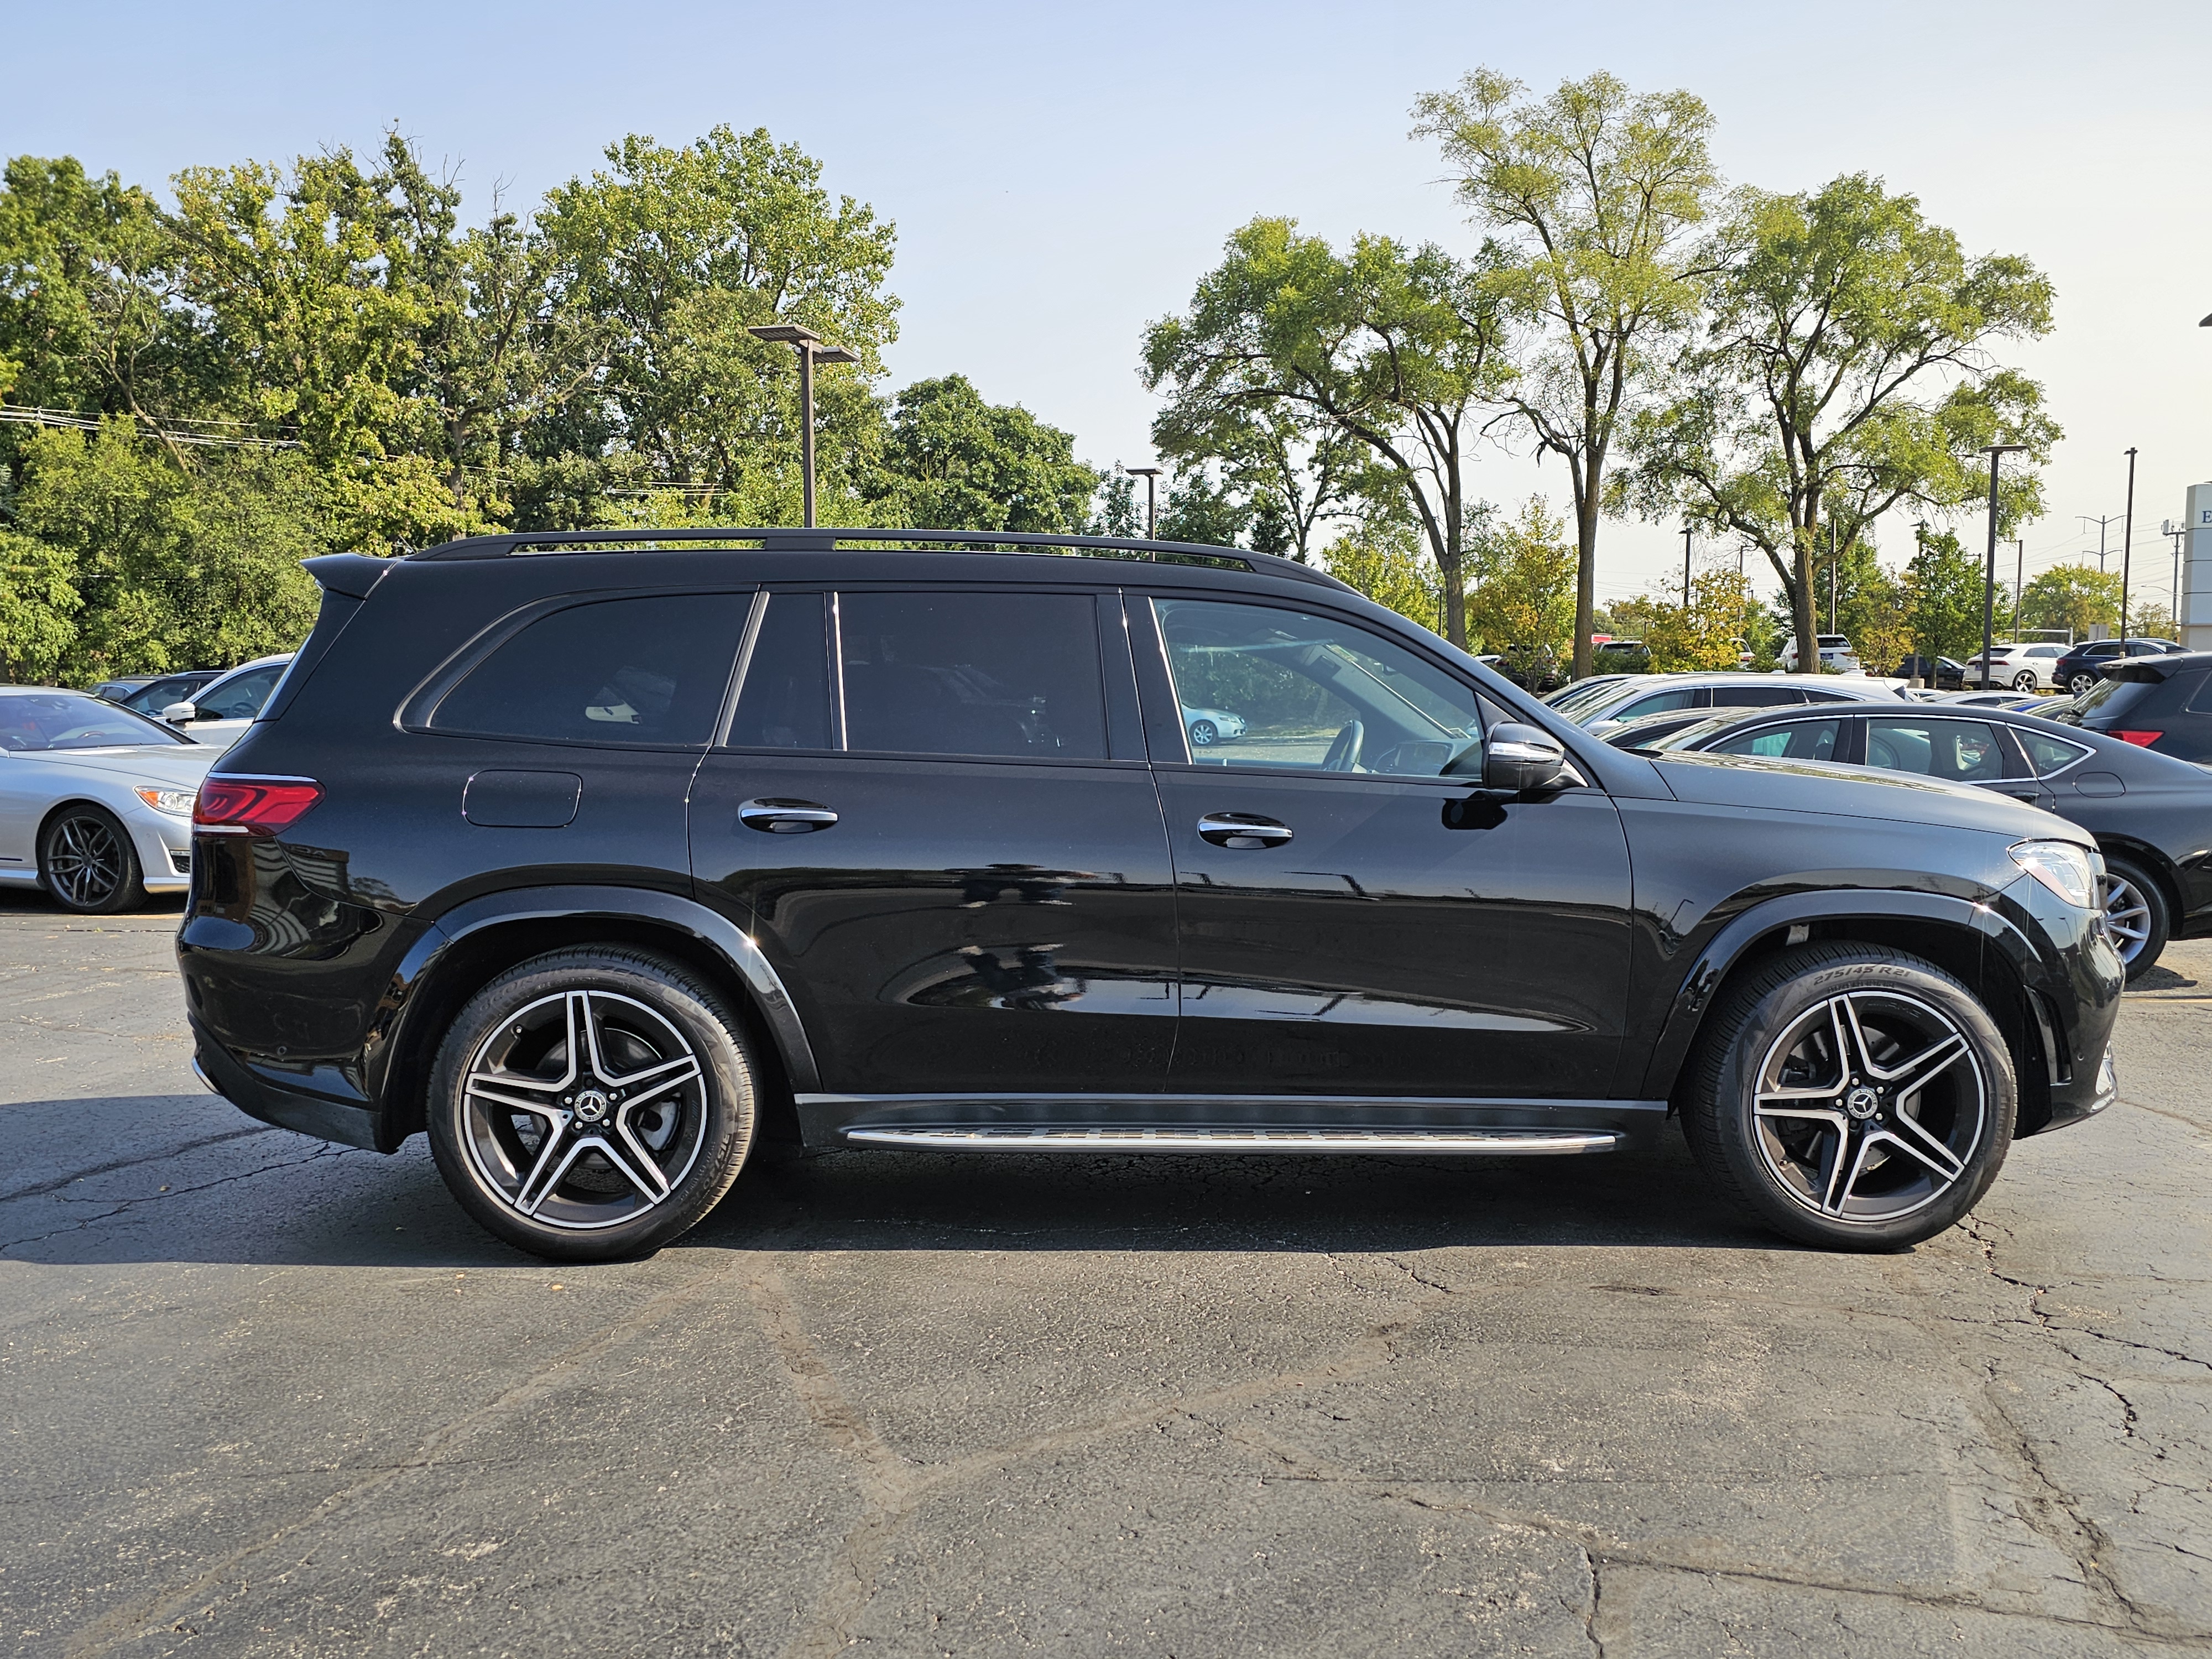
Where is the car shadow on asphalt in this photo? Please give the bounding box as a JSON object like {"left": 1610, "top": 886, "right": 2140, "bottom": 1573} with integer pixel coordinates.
{"left": 0, "top": 1109, "right": 1785, "bottom": 1269}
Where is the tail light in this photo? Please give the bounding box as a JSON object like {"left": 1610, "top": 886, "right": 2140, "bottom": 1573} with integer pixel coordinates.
{"left": 2110, "top": 730, "right": 2163, "bottom": 748}
{"left": 193, "top": 776, "right": 323, "bottom": 837}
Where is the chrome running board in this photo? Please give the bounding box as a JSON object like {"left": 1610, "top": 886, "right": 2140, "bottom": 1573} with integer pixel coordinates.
{"left": 839, "top": 1125, "right": 1620, "bottom": 1155}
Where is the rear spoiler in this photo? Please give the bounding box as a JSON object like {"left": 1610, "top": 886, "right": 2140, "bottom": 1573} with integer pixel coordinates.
{"left": 302, "top": 552, "right": 394, "bottom": 599}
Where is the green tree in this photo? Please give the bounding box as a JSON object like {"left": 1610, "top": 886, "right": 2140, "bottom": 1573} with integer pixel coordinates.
{"left": 875, "top": 374, "right": 1098, "bottom": 532}
{"left": 1641, "top": 566, "right": 1755, "bottom": 671}
{"left": 1142, "top": 218, "right": 1510, "bottom": 645}
{"left": 1414, "top": 69, "right": 1721, "bottom": 678}
{"left": 0, "top": 528, "right": 80, "bottom": 682}
{"left": 1463, "top": 496, "right": 1574, "bottom": 676}
{"left": 1616, "top": 173, "right": 2057, "bottom": 676}
{"left": 2018, "top": 563, "right": 2122, "bottom": 640}
{"left": 1324, "top": 512, "right": 1442, "bottom": 635}
{"left": 1902, "top": 529, "right": 1985, "bottom": 660}
{"left": 1155, "top": 464, "right": 1251, "bottom": 547}
{"left": 535, "top": 126, "right": 899, "bottom": 506}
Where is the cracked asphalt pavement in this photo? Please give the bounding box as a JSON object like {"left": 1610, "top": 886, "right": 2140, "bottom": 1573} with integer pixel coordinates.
{"left": 4, "top": 891, "right": 2210, "bottom": 1656}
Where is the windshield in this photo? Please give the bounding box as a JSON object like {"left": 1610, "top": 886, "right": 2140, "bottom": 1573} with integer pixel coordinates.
{"left": 0, "top": 692, "right": 192, "bottom": 751}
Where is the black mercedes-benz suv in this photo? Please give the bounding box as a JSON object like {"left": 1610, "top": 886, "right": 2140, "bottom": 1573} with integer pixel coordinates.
{"left": 180, "top": 529, "right": 2124, "bottom": 1260}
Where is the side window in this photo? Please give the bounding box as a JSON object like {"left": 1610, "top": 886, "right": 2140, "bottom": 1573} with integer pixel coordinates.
{"left": 199, "top": 666, "right": 283, "bottom": 720}
{"left": 1865, "top": 717, "right": 2010, "bottom": 782}
{"left": 1712, "top": 684, "right": 1800, "bottom": 707}
{"left": 1151, "top": 597, "right": 1483, "bottom": 776}
{"left": 1714, "top": 718, "right": 1839, "bottom": 762}
{"left": 431, "top": 593, "right": 747, "bottom": 745}
{"left": 1800, "top": 688, "right": 1857, "bottom": 703}
{"left": 727, "top": 593, "right": 832, "bottom": 749}
{"left": 2018, "top": 729, "right": 2091, "bottom": 775}
{"left": 2179, "top": 670, "right": 2212, "bottom": 714}
{"left": 839, "top": 591, "right": 1107, "bottom": 760}
{"left": 1616, "top": 687, "right": 1704, "bottom": 719}
{"left": 2028, "top": 645, "right": 2063, "bottom": 658}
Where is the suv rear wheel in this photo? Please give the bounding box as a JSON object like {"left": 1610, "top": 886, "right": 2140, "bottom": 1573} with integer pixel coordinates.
{"left": 2067, "top": 670, "right": 2097, "bottom": 696}
{"left": 1685, "top": 945, "right": 2015, "bottom": 1251}
{"left": 2011, "top": 670, "right": 2037, "bottom": 691}
{"left": 427, "top": 948, "right": 759, "bottom": 1261}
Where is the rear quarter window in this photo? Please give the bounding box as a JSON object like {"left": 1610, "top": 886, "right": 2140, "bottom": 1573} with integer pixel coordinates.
{"left": 430, "top": 593, "right": 748, "bottom": 745}
{"left": 2181, "top": 671, "right": 2212, "bottom": 714}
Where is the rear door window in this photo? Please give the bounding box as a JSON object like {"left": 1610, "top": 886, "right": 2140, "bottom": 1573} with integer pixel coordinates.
{"left": 1712, "top": 718, "right": 1840, "bottom": 762}
{"left": 431, "top": 593, "right": 748, "bottom": 745}
{"left": 1712, "top": 684, "right": 1801, "bottom": 707}
{"left": 726, "top": 592, "right": 832, "bottom": 749}
{"left": 1864, "top": 717, "right": 2012, "bottom": 782}
{"left": 838, "top": 591, "right": 1107, "bottom": 761}
{"left": 1613, "top": 686, "right": 1703, "bottom": 720}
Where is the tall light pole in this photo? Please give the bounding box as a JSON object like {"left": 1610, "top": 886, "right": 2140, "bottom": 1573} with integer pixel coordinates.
{"left": 1979, "top": 444, "right": 2028, "bottom": 688}
{"left": 2011, "top": 539, "right": 2024, "bottom": 640}
{"left": 1681, "top": 523, "right": 1693, "bottom": 608}
{"left": 748, "top": 322, "right": 860, "bottom": 528}
{"left": 2120, "top": 447, "right": 2138, "bottom": 637}
{"left": 1126, "top": 467, "right": 1162, "bottom": 539}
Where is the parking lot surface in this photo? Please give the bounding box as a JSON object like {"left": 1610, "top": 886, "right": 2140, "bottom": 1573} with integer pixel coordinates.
{"left": 3, "top": 893, "right": 2209, "bottom": 1657}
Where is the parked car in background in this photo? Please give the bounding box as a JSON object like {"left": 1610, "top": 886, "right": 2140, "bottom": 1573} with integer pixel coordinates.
{"left": 1566, "top": 671, "right": 1902, "bottom": 737}
{"left": 1894, "top": 654, "right": 1968, "bottom": 690}
{"left": 1543, "top": 674, "right": 1635, "bottom": 714}
{"left": 180, "top": 525, "right": 2119, "bottom": 1262}
{"left": 0, "top": 687, "right": 215, "bottom": 912}
{"left": 1635, "top": 700, "right": 2212, "bottom": 979}
{"left": 162, "top": 654, "right": 293, "bottom": 749}
{"left": 117, "top": 669, "right": 222, "bottom": 717}
{"left": 91, "top": 675, "right": 164, "bottom": 705}
{"left": 2055, "top": 650, "right": 2212, "bottom": 764}
{"left": 1180, "top": 703, "right": 1245, "bottom": 746}
{"left": 1778, "top": 634, "right": 1861, "bottom": 672}
{"left": 2051, "top": 638, "right": 2187, "bottom": 698}
{"left": 1592, "top": 639, "right": 1650, "bottom": 674}
{"left": 1961, "top": 642, "right": 2068, "bottom": 691}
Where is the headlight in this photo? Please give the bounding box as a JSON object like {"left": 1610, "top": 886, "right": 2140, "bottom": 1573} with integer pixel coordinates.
{"left": 134, "top": 786, "right": 198, "bottom": 817}
{"left": 2008, "top": 839, "right": 2098, "bottom": 909}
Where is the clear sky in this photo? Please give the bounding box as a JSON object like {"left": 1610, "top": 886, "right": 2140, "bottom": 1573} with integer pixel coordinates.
{"left": 11, "top": 0, "right": 2209, "bottom": 610}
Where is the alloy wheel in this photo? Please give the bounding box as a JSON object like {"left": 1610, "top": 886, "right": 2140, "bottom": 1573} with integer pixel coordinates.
{"left": 46, "top": 813, "right": 126, "bottom": 909}
{"left": 2068, "top": 672, "right": 2095, "bottom": 696}
{"left": 460, "top": 988, "right": 707, "bottom": 1231}
{"left": 1751, "top": 989, "right": 1986, "bottom": 1225}
{"left": 2100, "top": 872, "right": 2153, "bottom": 968}
{"left": 1190, "top": 720, "right": 1217, "bottom": 746}
{"left": 2012, "top": 671, "right": 2037, "bottom": 691}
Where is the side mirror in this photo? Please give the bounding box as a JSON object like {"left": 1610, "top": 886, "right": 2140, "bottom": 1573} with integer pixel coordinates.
{"left": 160, "top": 701, "right": 197, "bottom": 724}
{"left": 1483, "top": 722, "right": 1569, "bottom": 791}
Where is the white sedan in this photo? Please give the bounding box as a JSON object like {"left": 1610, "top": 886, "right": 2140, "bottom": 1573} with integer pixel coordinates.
{"left": 161, "top": 653, "right": 293, "bottom": 749}
{"left": 1181, "top": 704, "right": 1246, "bottom": 746}
{"left": 0, "top": 688, "right": 216, "bottom": 912}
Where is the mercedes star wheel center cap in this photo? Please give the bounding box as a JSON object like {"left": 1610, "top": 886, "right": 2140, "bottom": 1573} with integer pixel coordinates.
{"left": 1845, "top": 1085, "right": 1880, "bottom": 1120}
{"left": 573, "top": 1089, "right": 611, "bottom": 1125}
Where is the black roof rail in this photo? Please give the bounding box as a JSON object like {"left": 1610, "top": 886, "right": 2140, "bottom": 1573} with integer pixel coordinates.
{"left": 404, "top": 526, "right": 1353, "bottom": 591}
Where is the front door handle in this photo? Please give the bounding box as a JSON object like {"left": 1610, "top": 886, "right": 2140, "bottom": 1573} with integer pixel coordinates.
{"left": 1197, "top": 812, "right": 1293, "bottom": 849}
{"left": 740, "top": 798, "right": 840, "bottom": 834}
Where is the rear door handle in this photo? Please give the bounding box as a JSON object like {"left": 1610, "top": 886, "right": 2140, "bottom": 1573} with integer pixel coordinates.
{"left": 1197, "top": 812, "right": 1293, "bottom": 849}
{"left": 740, "top": 799, "right": 839, "bottom": 834}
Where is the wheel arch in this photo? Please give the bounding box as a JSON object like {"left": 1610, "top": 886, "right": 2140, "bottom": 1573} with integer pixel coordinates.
{"left": 1642, "top": 890, "right": 2060, "bottom": 1136}
{"left": 372, "top": 885, "right": 817, "bottom": 1154}
{"left": 2090, "top": 835, "right": 2183, "bottom": 921}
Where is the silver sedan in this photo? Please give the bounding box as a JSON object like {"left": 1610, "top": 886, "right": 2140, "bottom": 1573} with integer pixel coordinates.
{"left": 0, "top": 688, "right": 217, "bottom": 912}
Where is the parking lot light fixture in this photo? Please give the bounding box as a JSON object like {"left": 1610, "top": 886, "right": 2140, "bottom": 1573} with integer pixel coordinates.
{"left": 1126, "top": 467, "right": 1162, "bottom": 539}
{"left": 748, "top": 324, "right": 859, "bottom": 528}
{"left": 1979, "top": 444, "right": 2028, "bottom": 688}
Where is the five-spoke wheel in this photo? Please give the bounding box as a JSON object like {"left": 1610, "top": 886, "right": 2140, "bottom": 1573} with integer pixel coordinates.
{"left": 2099, "top": 857, "right": 2169, "bottom": 982}
{"left": 429, "top": 950, "right": 759, "bottom": 1260}
{"left": 39, "top": 806, "right": 145, "bottom": 914}
{"left": 1687, "top": 945, "right": 2015, "bottom": 1249}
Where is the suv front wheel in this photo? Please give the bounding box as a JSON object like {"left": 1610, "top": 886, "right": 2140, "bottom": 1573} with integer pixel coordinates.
{"left": 1685, "top": 945, "right": 2015, "bottom": 1250}
{"left": 428, "top": 948, "right": 759, "bottom": 1261}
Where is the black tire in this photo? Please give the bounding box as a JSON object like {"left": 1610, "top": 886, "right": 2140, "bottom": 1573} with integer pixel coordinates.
{"left": 2067, "top": 671, "right": 2096, "bottom": 697}
{"left": 39, "top": 805, "right": 145, "bottom": 914}
{"left": 2012, "top": 670, "right": 2037, "bottom": 692}
{"left": 427, "top": 948, "right": 759, "bottom": 1262}
{"left": 1190, "top": 719, "right": 1218, "bottom": 747}
{"left": 2100, "top": 855, "right": 2171, "bottom": 982}
{"left": 1683, "top": 944, "right": 2015, "bottom": 1251}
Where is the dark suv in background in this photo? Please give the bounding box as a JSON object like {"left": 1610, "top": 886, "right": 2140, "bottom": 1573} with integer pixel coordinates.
{"left": 181, "top": 529, "right": 2123, "bottom": 1261}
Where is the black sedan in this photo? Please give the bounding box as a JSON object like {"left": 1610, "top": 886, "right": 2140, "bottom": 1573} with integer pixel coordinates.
{"left": 1619, "top": 700, "right": 2212, "bottom": 979}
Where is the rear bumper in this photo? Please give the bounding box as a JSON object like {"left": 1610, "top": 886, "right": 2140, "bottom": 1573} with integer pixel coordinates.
{"left": 192, "top": 1022, "right": 382, "bottom": 1150}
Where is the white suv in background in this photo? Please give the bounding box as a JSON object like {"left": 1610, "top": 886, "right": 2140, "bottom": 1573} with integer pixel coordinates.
{"left": 1777, "top": 634, "right": 1861, "bottom": 673}
{"left": 1962, "top": 642, "right": 2066, "bottom": 691}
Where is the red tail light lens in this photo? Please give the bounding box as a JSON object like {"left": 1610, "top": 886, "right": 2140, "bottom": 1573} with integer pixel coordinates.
{"left": 193, "top": 776, "right": 323, "bottom": 836}
{"left": 2110, "top": 730, "right": 2163, "bottom": 748}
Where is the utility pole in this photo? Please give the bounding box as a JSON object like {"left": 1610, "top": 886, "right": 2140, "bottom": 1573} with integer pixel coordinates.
{"left": 2164, "top": 520, "right": 2187, "bottom": 630}
{"left": 1682, "top": 523, "right": 1693, "bottom": 608}
{"left": 2120, "top": 447, "right": 2138, "bottom": 636}
{"left": 1126, "top": 467, "right": 1162, "bottom": 540}
{"left": 1980, "top": 445, "right": 2028, "bottom": 688}
{"left": 2081, "top": 513, "right": 2116, "bottom": 575}
{"left": 2012, "top": 539, "right": 2024, "bottom": 640}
